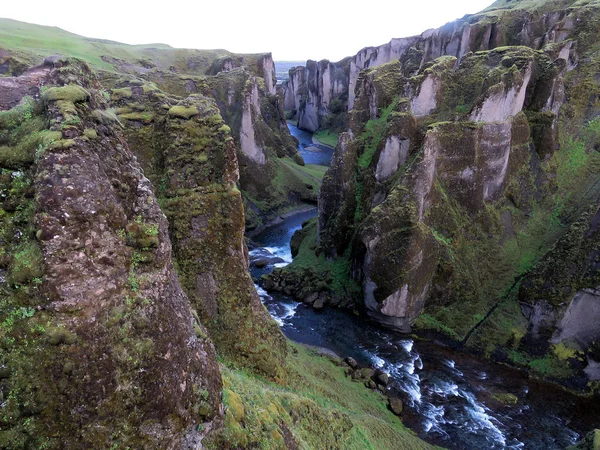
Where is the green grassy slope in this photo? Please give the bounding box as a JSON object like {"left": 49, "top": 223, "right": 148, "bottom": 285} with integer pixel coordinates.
{"left": 0, "top": 18, "right": 263, "bottom": 74}
{"left": 210, "top": 343, "right": 437, "bottom": 450}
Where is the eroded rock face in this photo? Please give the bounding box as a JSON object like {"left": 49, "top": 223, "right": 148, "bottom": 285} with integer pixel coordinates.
{"left": 0, "top": 60, "right": 222, "bottom": 449}
{"left": 283, "top": 0, "right": 580, "bottom": 132}
{"left": 317, "top": 42, "right": 572, "bottom": 338}
{"left": 105, "top": 71, "right": 288, "bottom": 377}
{"left": 312, "top": 1, "right": 600, "bottom": 388}
{"left": 519, "top": 203, "right": 600, "bottom": 380}
{"left": 240, "top": 77, "right": 267, "bottom": 165}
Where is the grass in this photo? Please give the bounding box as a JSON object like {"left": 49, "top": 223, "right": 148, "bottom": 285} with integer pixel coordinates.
{"left": 299, "top": 163, "right": 328, "bottom": 180}
{"left": 0, "top": 18, "right": 257, "bottom": 75}
{"left": 209, "top": 342, "right": 435, "bottom": 450}
{"left": 313, "top": 130, "right": 339, "bottom": 147}
{"left": 358, "top": 102, "right": 396, "bottom": 169}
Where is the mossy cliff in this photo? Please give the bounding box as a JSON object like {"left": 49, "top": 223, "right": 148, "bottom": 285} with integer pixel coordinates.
{"left": 282, "top": 0, "right": 594, "bottom": 135}
{"left": 0, "top": 60, "right": 223, "bottom": 448}
{"left": 104, "top": 77, "right": 288, "bottom": 376}
{"left": 285, "top": 0, "right": 600, "bottom": 390}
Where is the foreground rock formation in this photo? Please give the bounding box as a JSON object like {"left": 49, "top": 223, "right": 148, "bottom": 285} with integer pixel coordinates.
{"left": 0, "top": 60, "right": 225, "bottom": 449}
{"left": 282, "top": 0, "right": 600, "bottom": 390}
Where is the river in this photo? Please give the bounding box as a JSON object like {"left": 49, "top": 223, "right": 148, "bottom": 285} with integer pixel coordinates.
{"left": 247, "top": 124, "right": 600, "bottom": 449}
{"left": 287, "top": 122, "right": 334, "bottom": 166}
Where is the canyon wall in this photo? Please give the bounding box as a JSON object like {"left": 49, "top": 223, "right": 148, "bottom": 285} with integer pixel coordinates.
{"left": 282, "top": 0, "right": 579, "bottom": 132}
{"left": 282, "top": 0, "right": 600, "bottom": 389}
{"left": 0, "top": 60, "right": 227, "bottom": 449}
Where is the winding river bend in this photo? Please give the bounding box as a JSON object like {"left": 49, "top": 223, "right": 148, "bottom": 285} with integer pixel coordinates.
{"left": 249, "top": 125, "right": 600, "bottom": 449}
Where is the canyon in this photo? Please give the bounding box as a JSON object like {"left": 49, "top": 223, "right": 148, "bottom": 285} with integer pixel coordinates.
{"left": 1, "top": 0, "right": 600, "bottom": 448}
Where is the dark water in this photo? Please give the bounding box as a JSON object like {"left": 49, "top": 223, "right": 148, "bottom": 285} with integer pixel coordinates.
{"left": 247, "top": 126, "right": 600, "bottom": 449}
{"left": 287, "top": 123, "right": 334, "bottom": 166}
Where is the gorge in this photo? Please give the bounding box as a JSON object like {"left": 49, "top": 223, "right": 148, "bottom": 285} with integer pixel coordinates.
{"left": 1, "top": 0, "right": 600, "bottom": 448}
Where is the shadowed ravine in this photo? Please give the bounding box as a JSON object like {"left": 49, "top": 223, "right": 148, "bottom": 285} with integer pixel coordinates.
{"left": 248, "top": 129, "right": 600, "bottom": 450}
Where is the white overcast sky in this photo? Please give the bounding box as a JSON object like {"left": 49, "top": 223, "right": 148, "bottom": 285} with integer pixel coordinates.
{"left": 1, "top": 0, "right": 495, "bottom": 62}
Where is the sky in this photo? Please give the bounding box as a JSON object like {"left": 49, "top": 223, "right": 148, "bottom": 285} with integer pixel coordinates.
{"left": 1, "top": 0, "right": 496, "bottom": 62}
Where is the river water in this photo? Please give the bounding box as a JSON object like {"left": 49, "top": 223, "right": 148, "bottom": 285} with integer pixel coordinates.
{"left": 287, "top": 122, "right": 334, "bottom": 166}
{"left": 247, "top": 125, "right": 600, "bottom": 449}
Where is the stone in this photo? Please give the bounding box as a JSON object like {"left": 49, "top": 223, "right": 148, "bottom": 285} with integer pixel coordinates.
{"left": 360, "top": 368, "right": 375, "bottom": 379}
{"left": 388, "top": 397, "right": 403, "bottom": 416}
{"left": 304, "top": 292, "right": 319, "bottom": 305}
{"left": 313, "top": 297, "right": 325, "bottom": 310}
{"left": 345, "top": 357, "right": 358, "bottom": 369}
{"left": 375, "top": 371, "right": 390, "bottom": 386}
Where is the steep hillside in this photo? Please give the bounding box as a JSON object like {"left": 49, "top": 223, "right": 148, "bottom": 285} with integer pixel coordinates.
{"left": 0, "top": 59, "right": 224, "bottom": 449}
{"left": 276, "top": 0, "right": 600, "bottom": 390}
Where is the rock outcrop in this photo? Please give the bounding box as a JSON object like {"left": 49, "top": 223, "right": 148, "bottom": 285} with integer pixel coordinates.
{"left": 285, "top": 0, "right": 600, "bottom": 388}
{"left": 0, "top": 60, "right": 223, "bottom": 449}
{"left": 282, "top": 0, "right": 580, "bottom": 133}
{"left": 104, "top": 74, "right": 288, "bottom": 377}
{"left": 0, "top": 18, "right": 319, "bottom": 232}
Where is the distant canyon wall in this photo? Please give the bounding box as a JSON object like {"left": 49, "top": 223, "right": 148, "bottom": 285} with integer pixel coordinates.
{"left": 282, "top": 2, "right": 578, "bottom": 132}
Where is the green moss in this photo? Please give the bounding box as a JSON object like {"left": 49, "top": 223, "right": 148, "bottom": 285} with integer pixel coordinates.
{"left": 358, "top": 102, "right": 396, "bottom": 170}
{"left": 313, "top": 130, "right": 339, "bottom": 147}
{"left": 168, "top": 105, "right": 199, "bottom": 119}
{"left": 83, "top": 128, "right": 98, "bottom": 139}
{"left": 118, "top": 111, "right": 155, "bottom": 123}
{"left": 48, "top": 139, "right": 76, "bottom": 150}
{"left": 8, "top": 240, "right": 43, "bottom": 284}
{"left": 413, "top": 313, "right": 459, "bottom": 339}
{"left": 491, "top": 393, "right": 519, "bottom": 405}
{"left": 209, "top": 343, "right": 433, "bottom": 450}
{"left": 552, "top": 342, "right": 584, "bottom": 361}
{"left": 91, "top": 109, "right": 120, "bottom": 125}
{"left": 110, "top": 87, "right": 133, "bottom": 100}
{"left": 42, "top": 85, "right": 90, "bottom": 103}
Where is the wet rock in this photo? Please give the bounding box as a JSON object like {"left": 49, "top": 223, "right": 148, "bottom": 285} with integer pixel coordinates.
{"left": 387, "top": 397, "right": 404, "bottom": 416}
{"left": 249, "top": 248, "right": 285, "bottom": 268}
{"left": 313, "top": 296, "right": 325, "bottom": 310}
{"left": 374, "top": 371, "right": 390, "bottom": 386}
{"left": 345, "top": 357, "right": 358, "bottom": 369}
{"left": 304, "top": 292, "right": 319, "bottom": 305}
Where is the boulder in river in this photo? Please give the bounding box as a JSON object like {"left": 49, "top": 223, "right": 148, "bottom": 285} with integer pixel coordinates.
{"left": 388, "top": 397, "right": 404, "bottom": 416}
{"left": 374, "top": 370, "right": 390, "bottom": 386}
{"left": 249, "top": 248, "right": 285, "bottom": 268}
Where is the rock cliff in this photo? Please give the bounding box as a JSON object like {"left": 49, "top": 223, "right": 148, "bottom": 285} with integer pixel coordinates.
{"left": 0, "top": 60, "right": 223, "bottom": 449}
{"left": 282, "top": 0, "right": 582, "bottom": 133}
{"left": 0, "top": 19, "right": 451, "bottom": 450}
{"left": 287, "top": 0, "right": 600, "bottom": 389}
{"left": 0, "top": 18, "right": 319, "bottom": 232}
